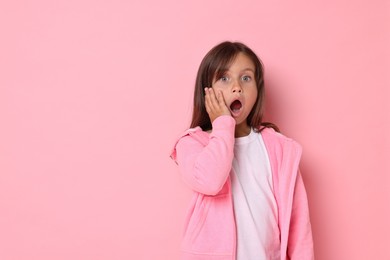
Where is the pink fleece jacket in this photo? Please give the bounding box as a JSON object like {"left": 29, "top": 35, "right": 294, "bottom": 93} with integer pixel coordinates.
{"left": 171, "top": 116, "right": 314, "bottom": 260}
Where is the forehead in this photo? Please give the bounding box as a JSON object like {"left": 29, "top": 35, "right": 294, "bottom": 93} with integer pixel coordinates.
{"left": 228, "top": 53, "right": 255, "bottom": 71}
{"left": 212, "top": 51, "right": 257, "bottom": 81}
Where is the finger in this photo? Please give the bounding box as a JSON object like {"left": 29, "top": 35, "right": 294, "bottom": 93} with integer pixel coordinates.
{"left": 204, "top": 88, "right": 213, "bottom": 113}
{"left": 205, "top": 88, "right": 215, "bottom": 111}
{"left": 208, "top": 88, "right": 219, "bottom": 109}
{"left": 216, "top": 90, "right": 227, "bottom": 107}
{"left": 217, "top": 90, "right": 232, "bottom": 117}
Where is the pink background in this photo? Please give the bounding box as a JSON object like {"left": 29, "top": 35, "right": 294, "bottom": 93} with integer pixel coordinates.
{"left": 1, "top": 1, "right": 389, "bottom": 259}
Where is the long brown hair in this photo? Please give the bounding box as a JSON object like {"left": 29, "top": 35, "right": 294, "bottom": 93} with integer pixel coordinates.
{"left": 190, "top": 41, "right": 279, "bottom": 132}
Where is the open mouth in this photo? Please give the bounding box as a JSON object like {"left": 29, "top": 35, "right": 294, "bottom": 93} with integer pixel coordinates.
{"left": 230, "top": 100, "right": 242, "bottom": 114}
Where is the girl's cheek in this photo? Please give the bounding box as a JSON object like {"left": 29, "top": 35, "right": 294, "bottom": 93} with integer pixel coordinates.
{"left": 212, "top": 82, "right": 223, "bottom": 91}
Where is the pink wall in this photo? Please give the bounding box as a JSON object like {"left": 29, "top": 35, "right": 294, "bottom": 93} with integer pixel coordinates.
{"left": 1, "top": 1, "right": 389, "bottom": 259}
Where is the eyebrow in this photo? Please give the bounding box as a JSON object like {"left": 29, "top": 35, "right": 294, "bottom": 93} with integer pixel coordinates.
{"left": 215, "top": 67, "right": 255, "bottom": 78}
{"left": 241, "top": 68, "right": 255, "bottom": 73}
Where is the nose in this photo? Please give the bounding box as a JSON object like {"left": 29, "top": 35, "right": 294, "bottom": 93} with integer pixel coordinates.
{"left": 232, "top": 80, "right": 242, "bottom": 93}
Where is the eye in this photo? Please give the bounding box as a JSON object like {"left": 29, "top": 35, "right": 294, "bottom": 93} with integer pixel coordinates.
{"left": 242, "top": 75, "right": 251, "bottom": 82}
{"left": 219, "top": 75, "right": 229, "bottom": 82}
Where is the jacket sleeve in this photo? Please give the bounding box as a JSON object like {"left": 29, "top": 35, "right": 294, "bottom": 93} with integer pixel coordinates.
{"left": 287, "top": 170, "right": 315, "bottom": 259}
{"left": 172, "top": 116, "right": 235, "bottom": 195}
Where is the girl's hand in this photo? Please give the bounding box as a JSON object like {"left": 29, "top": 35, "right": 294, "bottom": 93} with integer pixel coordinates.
{"left": 204, "top": 87, "right": 231, "bottom": 123}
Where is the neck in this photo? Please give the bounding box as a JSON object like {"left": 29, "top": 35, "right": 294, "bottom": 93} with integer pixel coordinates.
{"left": 235, "top": 124, "right": 251, "bottom": 138}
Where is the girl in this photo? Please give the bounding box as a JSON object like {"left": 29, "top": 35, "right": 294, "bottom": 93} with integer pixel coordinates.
{"left": 171, "top": 41, "right": 314, "bottom": 260}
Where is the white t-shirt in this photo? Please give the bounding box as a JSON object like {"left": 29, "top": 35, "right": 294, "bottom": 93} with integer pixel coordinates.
{"left": 231, "top": 128, "right": 281, "bottom": 260}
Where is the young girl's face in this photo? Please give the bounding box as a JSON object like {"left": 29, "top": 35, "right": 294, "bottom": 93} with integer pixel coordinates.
{"left": 212, "top": 52, "right": 258, "bottom": 136}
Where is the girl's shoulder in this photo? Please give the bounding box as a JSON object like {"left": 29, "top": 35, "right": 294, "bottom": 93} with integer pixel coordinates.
{"left": 260, "top": 127, "right": 296, "bottom": 142}
{"left": 170, "top": 126, "right": 209, "bottom": 163}
{"left": 179, "top": 126, "right": 209, "bottom": 143}
{"left": 174, "top": 116, "right": 235, "bottom": 148}
{"left": 259, "top": 127, "right": 302, "bottom": 152}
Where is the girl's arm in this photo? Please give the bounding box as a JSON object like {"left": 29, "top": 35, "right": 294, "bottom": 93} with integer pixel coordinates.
{"left": 174, "top": 115, "right": 235, "bottom": 195}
